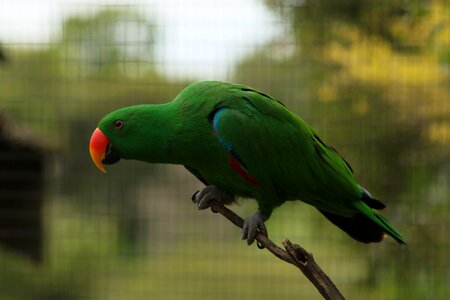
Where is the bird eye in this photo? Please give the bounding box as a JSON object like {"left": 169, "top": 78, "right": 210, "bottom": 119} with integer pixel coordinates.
{"left": 113, "top": 120, "right": 124, "bottom": 129}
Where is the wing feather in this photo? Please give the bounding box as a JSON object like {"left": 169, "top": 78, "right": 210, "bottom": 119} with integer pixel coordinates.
{"left": 212, "top": 86, "right": 362, "bottom": 216}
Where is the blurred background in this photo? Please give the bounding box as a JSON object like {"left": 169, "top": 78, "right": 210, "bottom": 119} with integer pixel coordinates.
{"left": 0, "top": 0, "right": 449, "bottom": 299}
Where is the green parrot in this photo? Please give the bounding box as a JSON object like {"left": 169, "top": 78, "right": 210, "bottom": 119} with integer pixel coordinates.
{"left": 89, "top": 81, "right": 406, "bottom": 245}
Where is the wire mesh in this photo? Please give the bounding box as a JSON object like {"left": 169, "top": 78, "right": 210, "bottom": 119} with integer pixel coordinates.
{"left": 0, "top": 1, "right": 449, "bottom": 299}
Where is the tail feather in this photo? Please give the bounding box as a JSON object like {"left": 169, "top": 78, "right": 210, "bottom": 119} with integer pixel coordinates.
{"left": 370, "top": 211, "right": 407, "bottom": 244}
{"left": 318, "top": 192, "right": 407, "bottom": 244}
{"left": 318, "top": 209, "right": 386, "bottom": 243}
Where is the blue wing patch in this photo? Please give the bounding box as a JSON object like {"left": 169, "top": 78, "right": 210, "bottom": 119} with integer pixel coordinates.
{"left": 211, "top": 107, "right": 260, "bottom": 186}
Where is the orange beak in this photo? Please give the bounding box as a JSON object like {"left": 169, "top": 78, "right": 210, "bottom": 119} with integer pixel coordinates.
{"left": 89, "top": 128, "right": 109, "bottom": 173}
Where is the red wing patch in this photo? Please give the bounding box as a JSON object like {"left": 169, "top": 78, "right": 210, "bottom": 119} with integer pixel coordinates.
{"left": 229, "top": 155, "right": 260, "bottom": 186}
{"left": 211, "top": 107, "right": 260, "bottom": 187}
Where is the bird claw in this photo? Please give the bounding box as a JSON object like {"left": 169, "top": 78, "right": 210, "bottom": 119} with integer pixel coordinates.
{"left": 192, "top": 187, "right": 267, "bottom": 246}
{"left": 192, "top": 185, "right": 234, "bottom": 210}
{"left": 241, "top": 211, "right": 268, "bottom": 246}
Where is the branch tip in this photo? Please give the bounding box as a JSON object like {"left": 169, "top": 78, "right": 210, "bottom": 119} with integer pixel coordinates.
{"left": 201, "top": 199, "right": 345, "bottom": 300}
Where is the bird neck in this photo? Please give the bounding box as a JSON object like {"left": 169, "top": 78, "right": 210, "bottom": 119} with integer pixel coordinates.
{"left": 126, "top": 102, "right": 183, "bottom": 165}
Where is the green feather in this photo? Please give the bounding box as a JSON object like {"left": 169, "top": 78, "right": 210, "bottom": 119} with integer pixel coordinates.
{"left": 352, "top": 202, "right": 407, "bottom": 244}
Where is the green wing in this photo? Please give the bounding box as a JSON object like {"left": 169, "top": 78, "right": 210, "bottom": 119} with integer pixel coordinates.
{"left": 212, "top": 84, "right": 362, "bottom": 216}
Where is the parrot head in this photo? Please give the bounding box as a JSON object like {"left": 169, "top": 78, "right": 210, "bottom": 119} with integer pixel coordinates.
{"left": 89, "top": 103, "right": 176, "bottom": 173}
{"left": 89, "top": 107, "right": 134, "bottom": 173}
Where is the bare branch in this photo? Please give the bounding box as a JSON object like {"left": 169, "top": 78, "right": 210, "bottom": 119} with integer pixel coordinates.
{"left": 207, "top": 200, "right": 345, "bottom": 300}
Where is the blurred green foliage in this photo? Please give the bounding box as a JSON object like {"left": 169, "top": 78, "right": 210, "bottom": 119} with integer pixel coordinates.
{"left": 0, "top": 1, "right": 449, "bottom": 299}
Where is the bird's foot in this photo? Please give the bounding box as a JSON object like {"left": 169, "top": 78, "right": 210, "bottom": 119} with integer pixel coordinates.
{"left": 192, "top": 185, "right": 235, "bottom": 210}
{"left": 242, "top": 211, "right": 268, "bottom": 246}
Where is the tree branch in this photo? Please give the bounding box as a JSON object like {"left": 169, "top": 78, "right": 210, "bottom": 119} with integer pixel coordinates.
{"left": 207, "top": 199, "right": 345, "bottom": 300}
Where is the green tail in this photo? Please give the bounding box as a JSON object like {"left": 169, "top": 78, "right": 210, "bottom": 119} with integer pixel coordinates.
{"left": 355, "top": 202, "right": 407, "bottom": 244}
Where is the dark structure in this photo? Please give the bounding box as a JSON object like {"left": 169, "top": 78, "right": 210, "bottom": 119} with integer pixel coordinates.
{"left": 0, "top": 44, "right": 6, "bottom": 63}
{"left": 0, "top": 112, "right": 45, "bottom": 262}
